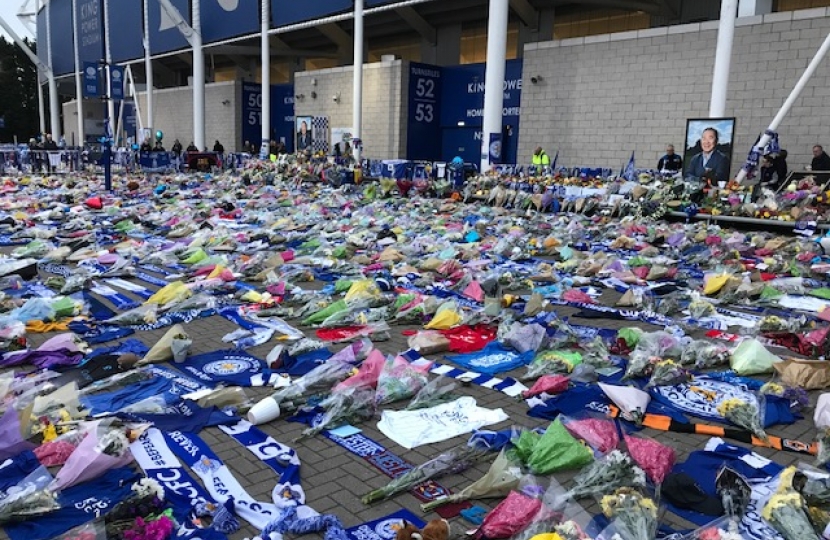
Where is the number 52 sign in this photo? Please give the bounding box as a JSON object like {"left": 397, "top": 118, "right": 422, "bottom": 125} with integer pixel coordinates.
{"left": 407, "top": 63, "right": 442, "bottom": 160}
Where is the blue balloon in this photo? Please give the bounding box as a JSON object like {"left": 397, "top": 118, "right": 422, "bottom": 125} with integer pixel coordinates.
{"left": 155, "top": 130, "right": 163, "bottom": 141}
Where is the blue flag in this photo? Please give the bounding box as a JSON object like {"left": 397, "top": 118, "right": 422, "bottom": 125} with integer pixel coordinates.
{"left": 622, "top": 151, "right": 636, "bottom": 181}
{"left": 550, "top": 151, "right": 558, "bottom": 172}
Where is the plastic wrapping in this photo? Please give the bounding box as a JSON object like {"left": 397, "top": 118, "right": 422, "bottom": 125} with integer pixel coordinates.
{"left": 475, "top": 490, "right": 543, "bottom": 540}
{"left": 561, "top": 415, "right": 619, "bottom": 454}
{"left": 730, "top": 339, "right": 782, "bottom": 375}
{"left": 680, "top": 340, "right": 730, "bottom": 369}
{"left": 105, "top": 304, "right": 159, "bottom": 326}
{"left": 519, "top": 419, "right": 594, "bottom": 475}
{"left": 0, "top": 465, "right": 59, "bottom": 523}
{"left": 407, "top": 330, "right": 451, "bottom": 355}
{"left": 51, "top": 421, "right": 133, "bottom": 492}
{"left": 622, "top": 433, "right": 675, "bottom": 486}
{"left": 504, "top": 323, "right": 547, "bottom": 354}
{"left": 597, "top": 488, "right": 658, "bottom": 540}
{"left": 374, "top": 356, "right": 429, "bottom": 405}
{"left": 138, "top": 324, "right": 186, "bottom": 365}
{"left": 406, "top": 376, "right": 457, "bottom": 410}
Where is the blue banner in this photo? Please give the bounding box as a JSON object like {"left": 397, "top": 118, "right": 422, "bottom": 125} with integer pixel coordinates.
{"left": 345, "top": 511, "right": 425, "bottom": 540}
{"left": 242, "top": 82, "right": 263, "bottom": 149}
{"left": 122, "top": 102, "right": 137, "bottom": 140}
{"left": 148, "top": 0, "right": 190, "bottom": 54}
{"left": 110, "top": 65, "right": 124, "bottom": 101}
{"left": 406, "top": 62, "right": 442, "bottom": 161}
{"left": 139, "top": 151, "right": 171, "bottom": 170}
{"left": 241, "top": 83, "right": 295, "bottom": 152}
{"left": 75, "top": 0, "right": 104, "bottom": 64}
{"left": 50, "top": 0, "right": 75, "bottom": 76}
{"left": 272, "top": 84, "right": 295, "bottom": 153}
{"left": 82, "top": 61, "right": 99, "bottom": 98}
{"left": 439, "top": 59, "right": 523, "bottom": 128}
{"left": 107, "top": 0, "right": 143, "bottom": 62}
{"left": 272, "top": 0, "right": 351, "bottom": 27}
{"left": 202, "top": 0, "right": 259, "bottom": 43}
{"left": 36, "top": 10, "right": 48, "bottom": 81}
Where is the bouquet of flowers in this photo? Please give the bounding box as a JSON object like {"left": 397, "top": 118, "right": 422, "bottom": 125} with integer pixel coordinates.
{"left": 762, "top": 468, "right": 820, "bottom": 540}
{"left": 522, "top": 350, "right": 583, "bottom": 381}
{"left": 680, "top": 341, "right": 730, "bottom": 369}
{"left": 680, "top": 517, "right": 742, "bottom": 540}
{"left": 623, "top": 434, "right": 675, "bottom": 487}
{"left": 561, "top": 416, "right": 619, "bottom": 454}
{"left": 294, "top": 387, "right": 376, "bottom": 441}
{"left": 623, "top": 353, "right": 660, "bottom": 380}
{"left": 599, "top": 488, "right": 658, "bottom": 540}
{"left": 51, "top": 422, "right": 134, "bottom": 492}
{"left": 0, "top": 465, "right": 60, "bottom": 523}
{"left": 406, "top": 377, "right": 457, "bottom": 410}
{"left": 645, "top": 359, "right": 691, "bottom": 389}
{"left": 363, "top": 445, "right": 491, "bottom": 504}
{"left": 562, "top": 450, "right": 647, "bottom": 501}
{"left": 121, "top": 515, "right": 175, "bottom": 540}
{"left": 717, "top": 397, "right": 767, "bottom": 441}
{"left": 553, "top": 521, "right": 591, "bottom": 540}
{"left": 105, "top": 479, "right": 168, "bottom": 539}
{"left": 51, "top": 521, "right": 105, "bottom": 540}
{"left": 759, "top": 381, "right": 809, "bottom": 413}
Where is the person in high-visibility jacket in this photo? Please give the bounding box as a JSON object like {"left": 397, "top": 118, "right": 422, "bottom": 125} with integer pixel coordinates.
{"left": 532, "top": 146, "right": 551, "bottom": 167}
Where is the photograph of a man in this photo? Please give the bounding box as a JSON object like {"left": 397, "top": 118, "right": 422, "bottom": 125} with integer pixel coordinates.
{"left": 684, "top": 118, "right": 735, "bottom": 183}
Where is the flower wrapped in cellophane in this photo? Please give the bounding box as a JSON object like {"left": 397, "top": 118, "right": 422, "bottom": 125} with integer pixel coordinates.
{"left": 762, "top": 467, "right": 820, "bottom": 540}
{"left": 51, "top": 421, "right": 134, "bottom": 492}
{"left": 561, "top": 450, "right": 647, "bottom": 501}
{"left": 0, "top": 465, "right": 59, "bottom": 524}
{"left": 717, "top": 396, "right": 767, "bottom": 441}
{"left": 645, "top": 359, "right": 691, "bottom": 389}
{"left": 599, "top": 488, "right": 658, "bottom": 540}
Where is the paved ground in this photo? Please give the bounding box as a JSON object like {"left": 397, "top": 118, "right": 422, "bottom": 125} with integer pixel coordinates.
{"left": 1, "top": 274, "right": 820, "bottom": 540}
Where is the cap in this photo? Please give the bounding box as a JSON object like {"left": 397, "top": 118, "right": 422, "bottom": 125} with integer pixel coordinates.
{"left": 663, "top": 473, "right": 724, "bottom": 516}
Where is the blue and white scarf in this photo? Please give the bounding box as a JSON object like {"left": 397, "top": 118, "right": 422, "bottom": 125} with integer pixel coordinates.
{"left": 105, "top": 278, "right": 154, "bottom": 300}
{"left": 130, "top": 428, "right": 231, "bottom": 540}
{"left": 90, "top": 281, "right": 140, "bottom": 310}
{"left": 163, "top": 429, "right": 279, "bottom": 530}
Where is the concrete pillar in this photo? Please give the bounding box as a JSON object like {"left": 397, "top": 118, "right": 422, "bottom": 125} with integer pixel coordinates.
{"left": 517, "top": 7, "right": 554, "bottom": 57}
{"left": 738, "top": 0, "right": 772, "bottom": 17}
{"left": 481, "top": 0, "right": 509, "bottom": 172}
{"left": 421, "top": 24, "right": 461, "bottom": 66}
{"left": 710, "top": 0, "right": 738, "bottom": 118}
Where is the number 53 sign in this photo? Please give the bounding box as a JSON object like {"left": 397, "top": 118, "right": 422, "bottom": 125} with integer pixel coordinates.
{"left": 407, "top": 63, "right": 442, "bottom": 160}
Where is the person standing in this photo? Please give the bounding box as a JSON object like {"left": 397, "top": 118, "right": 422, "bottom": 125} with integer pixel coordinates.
{"left": 532, "top": 146, "right": 550, "bottom": 167}
{"left": 657, "top": 144, "right": 683, "bottom": 173}
{"left": 213, "top": 140, "right": 225, "bottom": 154}
{"left": 171, "top": 139, "right": 183, "bottom": 157}
{"left": 811, "top": 145, "right": 830, "bottom": 171}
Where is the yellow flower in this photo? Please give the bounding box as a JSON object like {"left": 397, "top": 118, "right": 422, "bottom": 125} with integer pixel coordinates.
{"left": 656, "top": 359, "right": 678, "bottom": 368}
{"left": 42, "top": 424, "right": 58, "bottom": 442}
{"left": 762, "top": 492, "right": 803, "bottom": 521}
{"left": 760, "top": 382, "right": 784, "bottom": 395}
{"left": 717, "top": 398, "right": 747, "bottom": 416}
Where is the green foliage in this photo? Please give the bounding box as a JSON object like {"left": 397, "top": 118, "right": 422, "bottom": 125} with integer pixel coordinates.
{"left": 0, "top": 36, "right": 41, "bottom": 142}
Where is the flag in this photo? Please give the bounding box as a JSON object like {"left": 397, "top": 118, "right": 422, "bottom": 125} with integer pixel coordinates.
{"left": 550, "top": 151, "right": 558, "bottom": 172}
{"left": 621, "top": 151, "right": 635, "bottom": 181}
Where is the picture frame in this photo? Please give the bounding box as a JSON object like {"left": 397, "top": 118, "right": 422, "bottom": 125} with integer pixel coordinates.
{"left": 683, "top": 117, "right": 736, "bottom": 184}
{"left": 296, "top": 116, "right": 313, "bottom": 154}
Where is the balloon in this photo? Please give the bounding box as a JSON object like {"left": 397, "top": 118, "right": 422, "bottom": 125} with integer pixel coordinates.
{"left": 155, "top": 130, "right": 163, "bottom": 141}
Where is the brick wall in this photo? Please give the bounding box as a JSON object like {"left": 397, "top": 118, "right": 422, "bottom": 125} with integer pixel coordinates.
{"left": 133, "top": 81, "right": 241, "bottom": 151}
{"left": 294, "top": 60, "right": 406, "bottom": 158}
{"left": 518, "top": 7, "right": 830, "bottom": 175}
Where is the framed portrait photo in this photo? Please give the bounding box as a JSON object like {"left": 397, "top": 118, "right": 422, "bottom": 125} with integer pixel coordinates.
{"left": 683, "top": 117, "right": 736, "bottom": 184}
{"left": 296, "top": 116, "right": 313, "bottom": 154}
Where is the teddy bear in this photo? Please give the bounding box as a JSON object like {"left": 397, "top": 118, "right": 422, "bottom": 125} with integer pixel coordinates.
{"left": 395, "top": 519, "right": 450, "bottom": 540}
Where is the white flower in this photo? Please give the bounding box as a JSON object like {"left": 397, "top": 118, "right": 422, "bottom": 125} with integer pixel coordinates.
{"left": 131, "top": 478, "right": 165, "bottom": 500}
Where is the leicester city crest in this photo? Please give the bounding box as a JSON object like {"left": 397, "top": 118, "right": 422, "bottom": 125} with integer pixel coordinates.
{"left": 203, "top": 356, "right": 257, "bottom": 376}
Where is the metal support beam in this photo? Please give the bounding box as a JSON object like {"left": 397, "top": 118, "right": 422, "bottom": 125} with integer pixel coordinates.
{"left": 208, "top": 44, "right": 340, "bottom": 59}
{"left": 317, "top": 22, "right": 353, "bottom": 52}
{"left": 394, "top": 6, "right": 436, "bottom": 44}
{"left": 158, "top": 0, "right": 204, "bottom": 149}
{"left": 508, "top": 0, "right": 538, "bottom": 30}
{"left": 553, "top": 0, "right": 663, "bottom": 15}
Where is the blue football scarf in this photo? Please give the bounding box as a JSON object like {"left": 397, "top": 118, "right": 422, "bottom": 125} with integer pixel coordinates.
{"left": 397, "top": 348, "right": 529, "bottom": 398}
{"left": 128, "top": 308, "right": 217, "bottom": 331}
{"left": 4, "top": 467, "right": 139, "bottom": 540}
{"left": 67, "top": 321, "right": 134, "bottom": 344}
{"left": 171, "top": 349, "right": 277, "bottom": 387}
{"left": 130, "top": 428, "right": 231, "bottom": 540}
{"left": 216, "top": 306, "right": 267, "bottom": 332}
{"left": 134, "top": 271, "right": 171, "bottom": 287}
{"left": 140, "top": 264, "right": 175, "bottom": 276}
{"left": 37, "top": 262, "right": 72, "bottom": 277}
{"left": 218, "top": 418, "right": 306, "bottom": 505}
{"left": 445, "top": 341, "right": 534, "bottom": 375}
{"left": 344, "top": 510, "right": 424, "bottom": 540}
{"left": 278, "top": 349, "right": 335, "bottom": 377}
{"left": 146, "top": 366, "right": 211, "bottom": 402}
{"left": 104, "top": 278, "right": 154, "bottom": 300}
{"left": 163, "top": 429, "right": 279, "bottom": 530}
{"left": 650, "top": 377, "right": 797, "bottom": 428}
{"left": 527, "top": 383, "right": 689, "bottom": 424}
{"left": 667, "top": 438, "right": 784, "bottom": 540}
{"left": 90, "top": 281, "right": 140, "bottom": 310}
{"left": 0, "top": 235, "right": 27, "bottom": 247}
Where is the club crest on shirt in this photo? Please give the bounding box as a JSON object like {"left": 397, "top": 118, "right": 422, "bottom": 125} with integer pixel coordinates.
{"left": 202, "top": 356, "right": 258, "bottom": 376}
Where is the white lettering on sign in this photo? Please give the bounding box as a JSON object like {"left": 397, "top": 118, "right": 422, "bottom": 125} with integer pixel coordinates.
{"left": 78, "top": 0, "right": 101, "bottom": 47}
{"left": 467, "top": 79, "right": 522, "bottom": 94}
{"left": 466, "top": 107, "right": 520, "bottom": 118}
